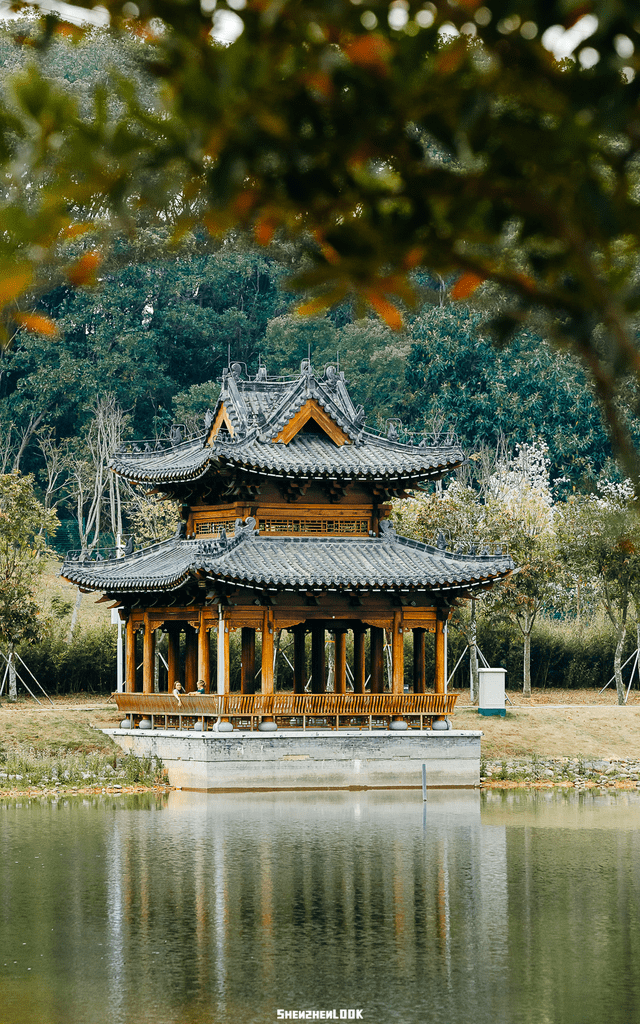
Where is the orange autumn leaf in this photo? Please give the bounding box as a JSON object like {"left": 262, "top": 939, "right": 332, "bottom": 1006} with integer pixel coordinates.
{"left": 436, "top": 41, "right": 467, "bottom": 76}
{"left": 365, "top": 292, "right": 404, "bottom": 330}
{"left": 14, "top": 312, "right": 58, "bottom": 337}
{"left": 234, "top": 190, "right": 258, "bottom": 218}
{"left": 254, "top": 218, "right": 277, "bottom": 246}
{"left": 0, "top": 266, "right": 33, "bottom": 306}
{"left": 402, "top": 247, "right": 426, "bottom": 270}
{"left": 68, "top": 251, "right": 102, "bottom": 287}
{"left": 60, "top": 222, "right": 94, "bottom": 241}
{"left": 450, "top": 272, "right": 486, "bottom": 300}
{"left": 344, "top": 34, "right": 393, "bottom": 76}
{"left": 302, "top": 71, "right": 333, "bottom": 99}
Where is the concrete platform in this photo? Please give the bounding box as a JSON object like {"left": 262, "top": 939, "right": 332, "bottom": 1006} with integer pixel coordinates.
{"left": 103, "top": 727, "right": 482, "bottom": 790}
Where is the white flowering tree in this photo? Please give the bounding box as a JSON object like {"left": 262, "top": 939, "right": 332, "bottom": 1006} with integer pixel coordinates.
{"left": 487, "top": 442, "right": 562, "bottom": 697}
{"left": 557, "top": 482, "right": 640, "bottom": 705}
{"left": 394, "top": 440, "right": 562, "bottom": 698}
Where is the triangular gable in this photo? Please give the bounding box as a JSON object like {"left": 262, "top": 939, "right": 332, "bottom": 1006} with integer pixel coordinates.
{"left": 274, "top": 398, "right": 351, "bottom": 446}
{"left": 206, "top": 404, "right": 235, "bottom": 444}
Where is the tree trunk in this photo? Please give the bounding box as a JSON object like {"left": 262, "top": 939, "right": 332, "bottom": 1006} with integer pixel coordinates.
{"left": 523, "top": 629, "right": 532, "bottom": 697}
{"left": 614, "top": 623, "right": 628, "bottom": 705}
{"left": 470, "top": 598, "right": 479, "bottom": 705}
{"left": 521, "top": 607, "right": 535, "bottom": 698}
{"left": 8, "top": 643, "right": 16, "bottom": 702}
{"left": 67, "top": 588, "right": 83, "bottom": 643}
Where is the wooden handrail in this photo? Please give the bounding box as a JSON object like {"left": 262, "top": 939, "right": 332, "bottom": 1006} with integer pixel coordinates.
{"left": 115, "top": 691, "right": 458, "bottom": 718}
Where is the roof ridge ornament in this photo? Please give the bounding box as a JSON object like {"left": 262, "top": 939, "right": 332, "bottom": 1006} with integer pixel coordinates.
{"left": 379, "top": 519, "right": 396, "bottom": 540}
{"left": 234, "top": 515, "right": 257, "bottom": 537}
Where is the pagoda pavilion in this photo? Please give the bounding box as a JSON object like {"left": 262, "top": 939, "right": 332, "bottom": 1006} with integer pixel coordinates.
{"left": 61, "top": 360, "right": 513, "bottom": 732}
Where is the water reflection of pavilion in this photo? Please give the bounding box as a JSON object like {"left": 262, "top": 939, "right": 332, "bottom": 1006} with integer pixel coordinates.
{"left": 105, "top": 792, "right": 507, "bottom": 1020}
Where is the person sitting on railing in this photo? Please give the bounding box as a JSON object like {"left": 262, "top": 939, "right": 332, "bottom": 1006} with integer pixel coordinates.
{"left": 172, "top": 681, "right": 184, "bottom": 706}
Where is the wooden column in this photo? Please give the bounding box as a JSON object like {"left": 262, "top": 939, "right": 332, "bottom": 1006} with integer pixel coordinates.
{"left": 293, "top": 625, "right": 306, "bottom": 694}
{"left": 167, "top": 627, "right": 180, "bottom": 692}
{"left": 185, "top": 628, "right": 198, "bottom": 692}
{"left": 241, "top": 627, "right": 256, "bottom": 694}
{"left": 142, "top": 613, "right": 154, "bottom": 694}
{"left": 334, "top": 630, "right": 347, "bottom": 694}
{"left": 392, "top": 610, "right": 404, "bottom": 695}
{"left": 221, "top": 620, "right": 230, "bottom": 695}
{"left": 125, "top": 617, "right": 136, "bottom": 693}
{"left": 370, "top": 626, "right": 384, "bottom": 694}
{"left": 311, "top": 623, "right": 325, "bottom": 694}
{"left": 413, "top": 628, "right": 426, "bottom": 694}
{"left": 435, "top": 615, "right": 446, "bottom": 695}
{"left": 261, "top": 610, "right": 274, "bottom": 694}
{"left": 353, "top": 627, "right": 366, "bottom": 694}
{"left": 197, "top": 611, "right": 211, "bottom": 692}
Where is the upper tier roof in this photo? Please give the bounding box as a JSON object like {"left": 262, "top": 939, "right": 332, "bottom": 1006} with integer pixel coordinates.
{"left": 111, "top": 363, "right": 465, "bottom": 486}
{"left": 61, "top": 519, "right": 513, "bottom": 595}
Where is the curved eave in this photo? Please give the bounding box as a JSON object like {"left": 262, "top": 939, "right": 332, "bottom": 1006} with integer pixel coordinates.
{"left": 60, "top": 533, "right": 514, "bottom": 597}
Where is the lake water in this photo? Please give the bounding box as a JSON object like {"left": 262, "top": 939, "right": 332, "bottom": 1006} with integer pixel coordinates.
{"left": 2, "top": 789, "right": 640, "bottom": 1024}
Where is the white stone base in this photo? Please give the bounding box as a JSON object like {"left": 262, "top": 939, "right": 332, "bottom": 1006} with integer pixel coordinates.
{"left": 103, "top": 728, "right": 481, "bottom": 790}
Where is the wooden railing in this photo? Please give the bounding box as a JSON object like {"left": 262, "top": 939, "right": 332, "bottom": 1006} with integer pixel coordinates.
{"left": 114, "top": 691, "right": 458, "bottom": 731}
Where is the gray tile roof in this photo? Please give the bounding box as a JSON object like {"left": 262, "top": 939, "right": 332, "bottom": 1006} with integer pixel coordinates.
{"left": 110, "top": 429, "right": 464, "bottom": 485}
{"left": 110, "top": 367, "right": 465, "bottom": 485}
{"left": 61, "top": 525, "right": 513, "bottom": 595}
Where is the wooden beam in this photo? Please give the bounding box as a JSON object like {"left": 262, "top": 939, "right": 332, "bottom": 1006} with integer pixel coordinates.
{"left": 370, "top": 626, "right": 384, "bottom": 694}
{"left": 241, "top": 627, "right": 256, "bottom": 694}
{"left": 392, "top": 610, "right": 404, "bottom": 695}
{"left": 293, "top": 625, "right": 306, "bottom": 695}
{"left": 413, "top": 628, "right": 426, "bottom": 694}
{"left": 275, "top": 399, "right": 351, "bottom": 446}
{"left": 353, "top": 627, "right": 365, "bottom": 694}
{"left": 206, "top": 403, "right": 234, "bottom": 443}
{"left": 334, "top": 630, "right": 347, "bottom": 695}
{"left": 311, "top": 623, "right": 325, "bottom": 694}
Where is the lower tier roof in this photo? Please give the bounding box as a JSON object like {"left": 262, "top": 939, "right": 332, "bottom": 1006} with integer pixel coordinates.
{"left": 61, "top": 523, "right": 513, "bottom": 597}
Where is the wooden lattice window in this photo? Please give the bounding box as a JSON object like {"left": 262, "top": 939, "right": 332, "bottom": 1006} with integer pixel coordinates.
{"left": 258, "top": 518, "right": 369, "bottom": 536}
{"left": 195, "top": 520, "right": 238, "bottom": 537}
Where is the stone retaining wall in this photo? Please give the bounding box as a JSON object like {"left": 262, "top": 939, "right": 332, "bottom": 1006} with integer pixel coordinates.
{"left": 103, "top": 728, "right": 482, "bottom": 790}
